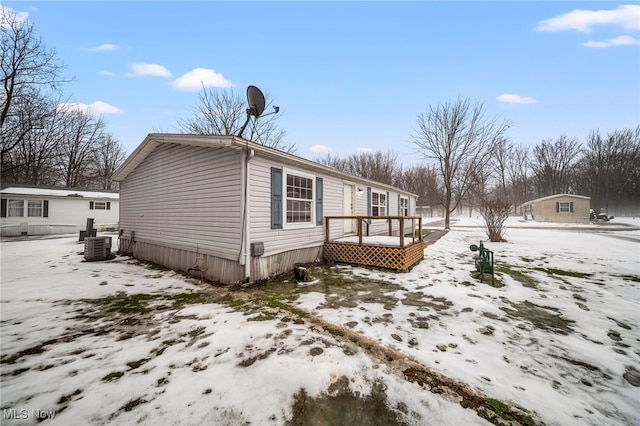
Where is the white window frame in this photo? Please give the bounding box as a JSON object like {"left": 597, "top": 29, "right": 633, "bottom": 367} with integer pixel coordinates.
{"left": 400, "top": 196, "right": 409, "bottom": 216}
{"left": 371, "top": 190, "right": 387, "bottom": 217}
{"left": 94, "top": 201, "right": 107, "bottom": 210}
{"left": 8, "top": 199, "right": 24, "bottom": 217}
{"left": 27, "top": 200, "right": 43, "bottom": 217}
{"left": 283, "top": 168, "right": 315, "bottom": 229}
{"left": 558, "top": 202, "right": 571, "bottom": 213}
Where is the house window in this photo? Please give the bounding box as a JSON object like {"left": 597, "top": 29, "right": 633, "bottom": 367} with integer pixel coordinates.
{"left": 558, "top": 202, "right": 571, "bottom": 213}
{"left": 8, "top": 200, "right": 24, "bottom": 217}
{"left": 285, "top": 171, "right": 314, "bottom": 224}
{"left": 89, "top": 201, "right": 110, "bottom": 210}
{"left": 371, "top": 191, "right": 387, "bottom": 216}
{"left": 400, "top": 196, "right": 409, "bottom": 216}
{"left": 27, "top": 200, "right": 43, "bottom": 217}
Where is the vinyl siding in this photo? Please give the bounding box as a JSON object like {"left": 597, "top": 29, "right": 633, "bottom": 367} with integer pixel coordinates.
{"left": 0, "top": 196, "right": 119, "bottom": 236}
{"left": 119, "top": 143, "right": 242, "bottom": 260}
{"left": 249, "top": 156, "right": 344, "bottom": 257}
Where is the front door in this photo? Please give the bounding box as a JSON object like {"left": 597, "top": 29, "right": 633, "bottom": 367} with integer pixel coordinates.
{"left": 343, "top": 184, "right": 356, "bottom": 234}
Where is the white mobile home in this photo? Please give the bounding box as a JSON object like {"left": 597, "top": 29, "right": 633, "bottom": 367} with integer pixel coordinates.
{"left": 1, "top": 186, "right": 119, "bottom": 236}
{"left": 113, "top": 134, "right": 419, "bottom": 284}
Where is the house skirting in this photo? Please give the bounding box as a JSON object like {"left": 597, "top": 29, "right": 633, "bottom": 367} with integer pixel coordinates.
{"left": 323, "top": 240, "right": 425, "bottom": 271}
{"left": 1, "top": 223, "right": 78, "bottom": 237}
{"left": 118, "top": 237, "right": 324, "bottom": 284}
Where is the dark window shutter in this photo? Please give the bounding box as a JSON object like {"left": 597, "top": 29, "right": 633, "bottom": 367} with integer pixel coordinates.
{"left": 1, "top": 199, "right": 6, "bottom": 218}
{"left": 397, "top": 194, "right": 401, "bottom": 215}
{"left": 555, "top": 202, "right": 559, "bottom": 213}
{"left": 386, "top": 191, "right": 390, "bottom": 215}
{"left": 569, "top": 202, "right": 573, "bottom": 213}
{"left": 367, "top": 187, "right": 372, "bottom": 223}
{"left": 107, "top": 201, "right": 111, "bottom": 210}
{"left": 43, "top": 200, "right": 49, "bottom": 217}
{"left": 316, "top": 177, "right": 323, "bottom": 226}
{"left": 90, "top": 201, "right": 94, "bottom": 210}
{"left": 271, "top": 167, "right": 283, "bottom": 229}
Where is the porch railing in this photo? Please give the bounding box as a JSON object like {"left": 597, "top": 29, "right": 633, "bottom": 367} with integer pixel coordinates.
{"left": 324, "top": 215, "right": 423, "bottom": 247}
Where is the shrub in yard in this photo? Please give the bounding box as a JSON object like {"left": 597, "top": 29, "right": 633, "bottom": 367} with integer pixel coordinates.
{"left": 479, "top": 197, "right": 511, "bottom": 242}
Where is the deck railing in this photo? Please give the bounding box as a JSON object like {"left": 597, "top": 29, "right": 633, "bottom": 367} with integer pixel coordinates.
{"left": 324, "top": 215, "right": 423, "bottom": 247}
{"left": 323, "top": 216, "right": 425, "bottom": 271}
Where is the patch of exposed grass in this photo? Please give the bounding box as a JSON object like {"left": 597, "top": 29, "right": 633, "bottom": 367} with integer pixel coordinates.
{"left": 618, "top": 274, "right": 640, "bottom": 283}
{"left": 286, "top": 377, "right": 405, "bottom": 425}
{"left": 500, "top": 300, "right": 574, "bottom": 335}
{"left": 533, "top": 267, "right": 592, "bottom": 279}
{"left": 480, "top": 398, "right": 536, "bottom": 426}
{"left": 57, "top": 389, "right": 82, "bottom": 405}
{"left": 120, "top": 397, "right": 148, "bottom": 412}
{"left": 496, "top": 265, "right": 538, "bottom": 288}
{"left": 101, "top": 371, "right": 124, "bottom": 382}
{"left": 126, "top": 357, "right": 150, "bottom": 370}
{"left": 76, "top": 291, "right": 212, "bottom": 321}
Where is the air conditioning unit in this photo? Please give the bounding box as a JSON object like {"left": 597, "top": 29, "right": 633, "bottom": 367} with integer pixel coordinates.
{"left": 84, "top": 236, "right": 112, "bottom": 261}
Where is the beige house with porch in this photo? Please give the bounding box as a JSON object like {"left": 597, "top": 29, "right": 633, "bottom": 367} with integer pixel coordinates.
{"left": 521, "top": 194, "right": 591, "bottom": 223}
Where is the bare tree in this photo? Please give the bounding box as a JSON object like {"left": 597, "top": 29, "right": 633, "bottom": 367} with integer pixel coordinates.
{"left": 576, "top": 126, "right": 640, "bottom": 215}
{"left": 177, "top": 87, "right": 295, "bottom": 153}
{"left": 506, "top": 144, "right": 532, "bottom": 213}
{"left": 1, "top": 6, "right": 70, "bottom": 156}
{"left": 395, "top": 164, "right": 441, "bottom": 214}
{"left": 57, "top": 109, "right": 106, "bottom": 188}
{"left": 7, "top": 97, "right": 66, "bottom": 186}
{"left": 479, "top": 197, "right": 512, "bottom": 242}
{"left": 316, "top": 149, "right": 399, "bottom": 185}
{"left": 411, "top": 98, "right": 510, "bottom": 229}
{"left": 530, "top": 135, "right": 582, "bottom": 196}
{"left": 91, "top": 133, "right": 126, "bottom": 190}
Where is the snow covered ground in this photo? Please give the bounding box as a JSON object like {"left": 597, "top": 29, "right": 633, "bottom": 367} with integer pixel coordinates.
{"left": 1, "top": 215, "right": 639, "bottom": 425}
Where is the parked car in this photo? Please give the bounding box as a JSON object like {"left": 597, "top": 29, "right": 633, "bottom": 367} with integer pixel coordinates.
{"left": 590, "top": 209, "right": 613, "bottom": 221}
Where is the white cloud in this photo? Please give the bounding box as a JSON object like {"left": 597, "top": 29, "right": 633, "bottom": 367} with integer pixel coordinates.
{"left": 310, "top": 144, "right": 332, "bottom": 154}
{"left": 582, "top": 35, "right": 640, "bottom": 48}
{"left": 497, "top": 93, "right": 537, "bottom": 105}
{"left": 171, "top": 68, "right": 232, "bottom": 91}
{"left": 84, "top": 43, "right": 119, "bottom": 52}
{"left": 356, "top": 147, "right": 375, "bottom": 154}
{"left": 98, "top": 70, "right": 115, "bottom": 77}
{"left": 535, "top": 4, "right": 640, "bottom": 33}
{"left": 58, "top": 101, "right": 123, "bottom": 115}
{"left": 126, "top": 63, "right": 171, "bottom": 78}
{"left": 0, "top": 6, "right": 28, "bottom": 28}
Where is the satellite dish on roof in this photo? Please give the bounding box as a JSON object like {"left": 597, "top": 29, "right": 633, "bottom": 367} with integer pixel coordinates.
{"left": 237, "top": 85, "right": 279, "bottom": 139}
{"left": 246, "top": 85, "right": 266, "bottom": 118}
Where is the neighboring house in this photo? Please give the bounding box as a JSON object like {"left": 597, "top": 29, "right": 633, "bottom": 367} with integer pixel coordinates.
{"left": 1, "top": 186, "right": 119, "bottom": 237}
{"left": 521, "top": 194, "right": 591, "bottom": 223}
{"left": 112, "top": 134, "right": 419, "bottom": 284}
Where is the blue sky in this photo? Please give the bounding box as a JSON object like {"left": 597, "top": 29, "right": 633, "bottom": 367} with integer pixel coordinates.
{"left": 5, "top": 2, "right": 639, "bottom": 166}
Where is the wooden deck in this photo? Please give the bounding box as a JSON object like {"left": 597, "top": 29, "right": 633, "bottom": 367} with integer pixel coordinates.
{"left": 323, "top": 216, "right": 425, "bottom": 271}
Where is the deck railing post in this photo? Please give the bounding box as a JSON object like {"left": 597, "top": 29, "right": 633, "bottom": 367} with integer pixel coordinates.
{"left": 358, "top": 217, "right": 363, "bottom": 245}
{"left": 400, "top": 218, "right": 405, "bottom": 247}
{"left": 325, "top": 217, "right": 330, "bottom": 243}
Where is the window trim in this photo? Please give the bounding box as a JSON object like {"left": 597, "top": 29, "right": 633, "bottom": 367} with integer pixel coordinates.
{"left": 399, "top": 196, "right": 409, "bottom": 216}
{"left": 27, "top": 200, "right": 43, "bottom": 217}
{"left": 370, "top": 190, "right": 387, "bottom": 217}
{"left": 283, "top": 168, "right": 315, "bottom": 229}
{"left": 8, "top": 199, "right": 25, "bottom": 217}
{"left": 558, "top": 202, "right": 571, "bottom": 213}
